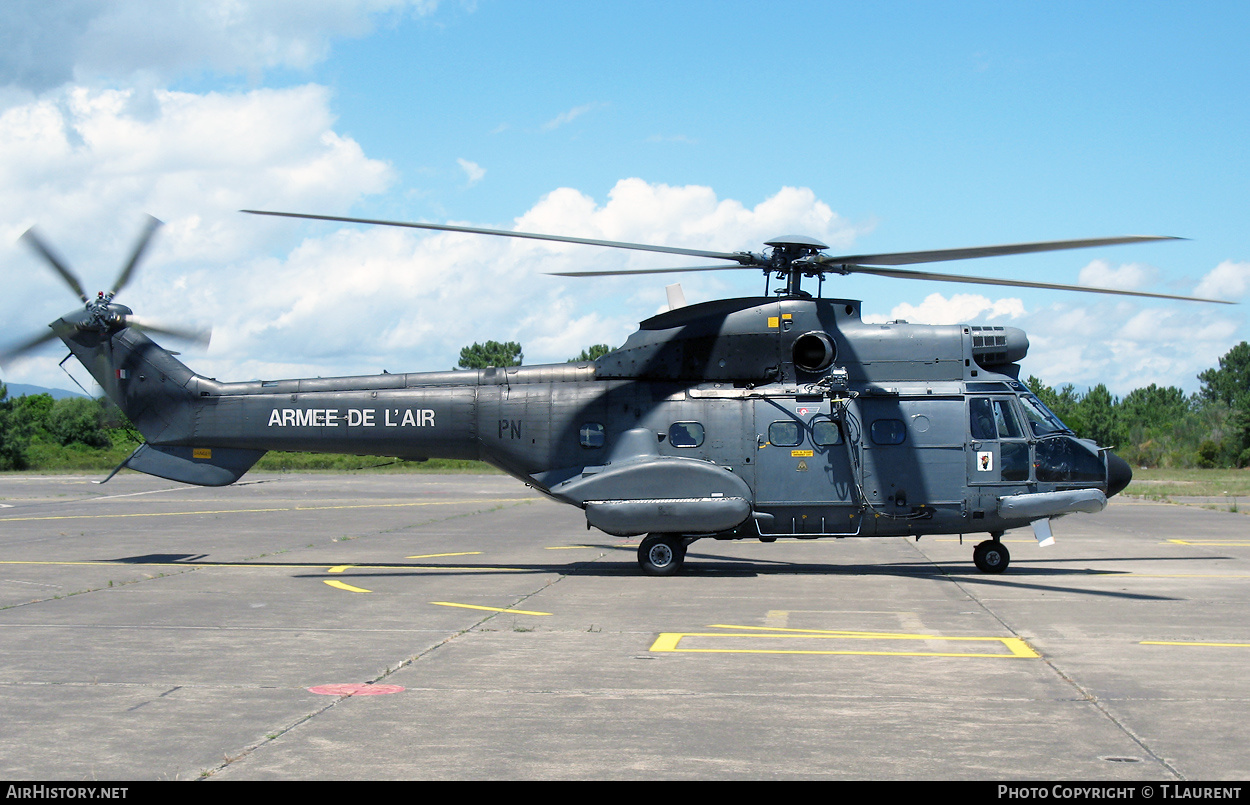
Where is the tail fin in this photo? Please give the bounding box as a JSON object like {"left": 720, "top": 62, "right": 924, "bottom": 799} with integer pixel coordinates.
{"left": 62, "top": 324, "right": 263, "bottom": 485}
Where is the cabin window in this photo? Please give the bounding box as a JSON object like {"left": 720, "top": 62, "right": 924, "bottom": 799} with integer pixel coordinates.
{"left": 768, "top": 421, "right": 801, "bottom": 447}
{"left": 870, "top": 419, "right": 906, "bottom": 445}
{"left": 812, "top": 420, "right": 843, "bottom": 446}
{"left": 579, "top": 422, "right": 605, "bottom": 448}
{"left": 669, "top": 422, "right": 704, "bottom": 448}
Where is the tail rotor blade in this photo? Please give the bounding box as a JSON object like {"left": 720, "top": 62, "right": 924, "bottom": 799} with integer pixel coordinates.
{"left": 21, "top": 228, "right": 88, "bottom": 303}
{"left": 111, "top": 215, "right": 163, "bottom": 297}
{"left": 125, "top": 316, "right": 212, "bottom": 350}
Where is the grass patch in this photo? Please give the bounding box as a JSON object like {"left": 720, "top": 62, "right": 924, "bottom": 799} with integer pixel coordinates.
{"left": 1124, "top": 467, "right": 1250, "bottom": 499}
{"left": 254, "top": 452, "right": 499, "bottom": 474}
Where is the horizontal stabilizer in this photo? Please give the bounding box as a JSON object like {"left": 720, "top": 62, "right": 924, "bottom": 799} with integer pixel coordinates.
{"left": 122, "top": 444, "right": 265, "bottom": 487}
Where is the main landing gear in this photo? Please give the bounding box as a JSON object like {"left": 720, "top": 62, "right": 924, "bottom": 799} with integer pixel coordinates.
{"left": 638, "top": 533, "right": 691, "bottom": 576}
{"left": 973, "top": 537, "right": 1010, "bottom": 573}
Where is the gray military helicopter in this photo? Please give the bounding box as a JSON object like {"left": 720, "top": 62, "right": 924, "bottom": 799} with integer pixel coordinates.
{"left": 4, "top": 211, "right": 1231, "bottom": 576}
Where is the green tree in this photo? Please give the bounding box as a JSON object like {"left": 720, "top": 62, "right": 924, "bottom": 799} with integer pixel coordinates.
{"left": 1197, "top": 342, "right": 1250, "bottom": 466}
{"left": 458, "top": 340, "right": 523, "bottom": 369}
{"left": 0, "top": 383, "right": 30, "bottom": 470}
{"left": 568, "top": 344, "right": 614, "bottom": 363}
{"left": 1198, "top": 341, "right": 1250, "bottom": 409}
{"left": 1076, "top": 383, "right": 1119, "bottom": 446}
{"left": 1118, "top": 384, "right": 1192, "bottom": 427}
{"left": 1116, "top": 384, "right": 1195, "bottom": 468}
{"left": 45, "top": 397, "right": 112, "bottom": 448}
{"left": 1025, "top": 376, "right": 1082, "bottom": 432}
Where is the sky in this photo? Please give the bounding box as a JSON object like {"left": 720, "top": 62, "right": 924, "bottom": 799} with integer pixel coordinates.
{"left": 1, "top": 0, "right": 1247, "bottom": 398}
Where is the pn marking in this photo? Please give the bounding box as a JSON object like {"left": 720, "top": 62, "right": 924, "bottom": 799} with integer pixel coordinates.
{"left": 650, "top": 624, "right": 1038, "bottom": 658}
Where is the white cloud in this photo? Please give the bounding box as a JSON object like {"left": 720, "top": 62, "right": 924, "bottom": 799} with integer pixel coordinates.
{"left": 0, "top": 0, "right": 439, "bottom": 93}
{"left": 1077, "top": 259, "right": 1160, "bottom": 291}
{"left": 456, "top": 158, "right": 485, "bottom": 185}
{"left": 1014, "top": 299, "right": 1241, "bottom": 395}
{"left": 0, "top": 84, "right": 391, "bottom": 255}
{"left": 863, "top": 292, "right": 1025, "bottom": 325}
{"left": 0, "top": 83, "right": 393, "bottom": 388}
{"left": 4, "top": 178, "right": 859, "bottom": 390}
{"left": 541, "top": 103, "right": 602, "bottom": 132}
{"left": 1193, "top": 259, "right": 1250, "bottom": 302}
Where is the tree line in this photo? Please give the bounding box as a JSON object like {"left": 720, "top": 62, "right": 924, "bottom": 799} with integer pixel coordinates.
{"left": 1026, "top": 341, "right": 1250, "bottom": 469}
{"left": 3, "top": 341, "right": 1248, "bottom": 471}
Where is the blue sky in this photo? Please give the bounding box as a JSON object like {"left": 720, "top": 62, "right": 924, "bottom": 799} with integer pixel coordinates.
{"left": 2, "top": 1, "right": 1247, "bottom": 396}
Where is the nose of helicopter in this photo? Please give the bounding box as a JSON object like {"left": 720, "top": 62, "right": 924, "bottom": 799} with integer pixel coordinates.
{"left": 1106, "top": 452, "right": 1132, "bottom": 498}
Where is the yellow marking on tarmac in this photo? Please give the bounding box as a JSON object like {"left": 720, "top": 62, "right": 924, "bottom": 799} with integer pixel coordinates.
{"left": 1141, "top": 640, "right": 1250, "bottom": 648}
{"left": 324, "top": 579, "right": 371, "bottom": 593}
{"left": 1093, "top": 573, "right": 1250, "bottom": 578}
{"left": 430, "top": 601, "right": 551, "bottom": 616}
{"left": 405, "top": 552, "right": 482, "bottom": 559}
{"left": 0, "top": 497, "right": 533, "bottom": 523}
{"left": 1167, "top": 539, "right": 1250, "bottom": 547}
{"left": 545, "top": 545, "right": 594, "bottom": 550}
{"left": 650, "top": 623, "right": 1038, "bottom": 658}
{"left": 0, "top": 559, "right": 525, "bottom": 573}
{"left": 328, "top": 565, "right": 353, "bottom": 573}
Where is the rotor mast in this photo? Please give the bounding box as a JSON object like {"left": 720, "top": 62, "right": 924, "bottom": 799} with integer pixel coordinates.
{"left": 764, "top": 235, "right": 829, "bottom": 297}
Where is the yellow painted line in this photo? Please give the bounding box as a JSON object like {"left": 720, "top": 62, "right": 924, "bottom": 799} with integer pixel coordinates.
{"left": 650, "top": 624, "right": 1038, "bottom": 658}
{"left": 1167, "top": 539, "right": 1250, "bottom": 546}
{"left": 328, "top": 565, "right": 353, "bottom": 574}
{"left": 405, "top": 552, "right": 482, "bottom": 559}
{"left": 0, "top": 497, "right": 533, "bottom": 523}
{"left": 324, "top": 579, "right": 371, "bottom": 593}
{"left": 1141, "top": 640, "right": 1250, "bottom": 648}
{"left": 430, "top": 601, "right": 551, "bottom": 616}
{"left": 0, "top": 559, "right": 526, "bottom": 572}
{"left": 1093, "top": 573, "right": 1250, "bottom": 578}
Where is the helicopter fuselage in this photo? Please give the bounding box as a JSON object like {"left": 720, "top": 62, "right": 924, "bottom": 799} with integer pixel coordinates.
{"left": 58, "top": 293, "right": 1129, "bottom": 559}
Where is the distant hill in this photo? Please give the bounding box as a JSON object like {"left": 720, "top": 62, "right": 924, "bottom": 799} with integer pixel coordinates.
{"left": 2, "top": 382, "right": 88, "bottom": 400}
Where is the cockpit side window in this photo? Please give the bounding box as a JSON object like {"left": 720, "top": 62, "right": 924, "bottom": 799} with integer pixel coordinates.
{"left": 992, "top": 399, "right": 1023, "bottom": 438}
{"left": 1017, "top": 394, "right": 1071, "bottom": 437}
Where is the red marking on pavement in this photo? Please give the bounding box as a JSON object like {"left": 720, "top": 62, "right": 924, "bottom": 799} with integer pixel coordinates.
{"left": 308, "top": 683, "right": 405, "bottom": 696}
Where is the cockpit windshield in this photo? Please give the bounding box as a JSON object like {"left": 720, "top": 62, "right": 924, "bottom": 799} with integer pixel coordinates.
{"left": 1017, "top": 393, "right": 1072, "bottom": 437}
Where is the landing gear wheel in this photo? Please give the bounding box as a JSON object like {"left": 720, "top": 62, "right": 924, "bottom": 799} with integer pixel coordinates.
{"left": 638, "top": 533, "right": 686, "bottom": 576}
{"left": 973, "top": 539, "right": 1010, "bottom": 574}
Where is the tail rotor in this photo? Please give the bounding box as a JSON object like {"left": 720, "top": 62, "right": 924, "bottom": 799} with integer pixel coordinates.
{"left": 1, "top": 216, "right": 211, "bottom": 367}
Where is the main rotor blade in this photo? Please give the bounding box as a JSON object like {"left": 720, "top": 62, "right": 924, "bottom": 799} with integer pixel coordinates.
{"left": 111, "top": 215, "right": 163, "bottom": 297}
{"left": 241, "top": 209, "right": 751, "bottom": 263}
{"left": 21, "top": 228, "right": 88, "bottom": 302}
{"left": 0, "top": 328, "right": 59, "bottom": 366}
{"left": 841, "top": 264, "right": 1235, "bottom": 304}
{"left": 816, "top": 235, "right": 1183, "bottom": 267}
{"left": 549, "top": 264, "right": 755, "bottom": 277}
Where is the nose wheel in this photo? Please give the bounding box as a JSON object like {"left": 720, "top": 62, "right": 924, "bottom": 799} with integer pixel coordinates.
{"left": 638, "top": 533, "right": 687, "bottom": 576}
{"left": 973, "top": 539, "right": 1010, "bottom": 573}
